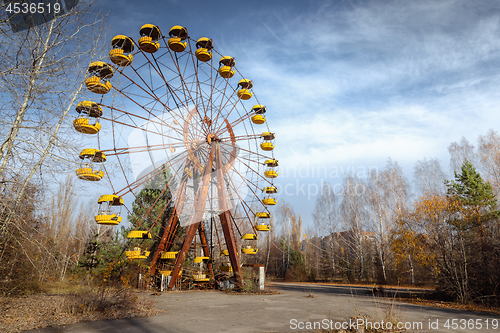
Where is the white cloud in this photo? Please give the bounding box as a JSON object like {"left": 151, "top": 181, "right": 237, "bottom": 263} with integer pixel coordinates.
{"left": 217, "top": 0, "right": 500, "bottom": 177}
{"left": 272, "top": 105, "right": 452, "bottom": 168}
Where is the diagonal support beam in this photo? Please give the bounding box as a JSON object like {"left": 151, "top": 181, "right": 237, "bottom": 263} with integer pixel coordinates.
{"left": 198, "top": 222, "right": 214, "bottom": 277}
{"left": 149, "top": 162, "right": 191, "bottom": 276}
{"left": 149, "top": 210, "right": 178, "bottom": 276}
{"left": 167, "top": 145, "right": 215, "bottom": 290}
{"left": 215, "top": 142, "right": 243, "bottom": 288}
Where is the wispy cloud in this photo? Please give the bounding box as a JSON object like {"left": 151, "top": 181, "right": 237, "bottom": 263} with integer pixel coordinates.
{"left": 220, "top": 0, "right": 500, "bottom": 173}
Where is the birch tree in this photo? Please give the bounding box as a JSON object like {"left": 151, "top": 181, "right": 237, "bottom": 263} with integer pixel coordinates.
{"left": 477, "top": 129, "right": 500, "bottom": 194}
{"left": 0, "top": 0, "right": 107, "bottom": 293}
{"left": 413, "top": 158, "right": 447, "bottom": 197}
{"left": 448, "top": 137, "right": 477, "bottom": 174}
{"left": 0, "top": 0, "right": 106, "bottom": 236}
{"left": 340, "top": 174, "right": 369, "bottom": 281}
{"left": 312, "top": 182, "right": 340, "bottom": 279}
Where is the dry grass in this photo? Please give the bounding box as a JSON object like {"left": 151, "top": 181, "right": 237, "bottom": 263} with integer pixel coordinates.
{"left": 0, "top": 286, "right": 162, "bottom": 333}
{"left": 63, "top": 287, "right": 136, "bottom": 315}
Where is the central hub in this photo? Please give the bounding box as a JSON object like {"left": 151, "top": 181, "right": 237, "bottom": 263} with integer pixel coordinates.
{"left": 206, "top": 133, "right": 219, "bottom": 144}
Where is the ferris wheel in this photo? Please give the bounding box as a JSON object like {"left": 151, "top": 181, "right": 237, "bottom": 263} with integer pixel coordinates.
{"left": 73, "top": 24, "right": 279, "bottom": 289}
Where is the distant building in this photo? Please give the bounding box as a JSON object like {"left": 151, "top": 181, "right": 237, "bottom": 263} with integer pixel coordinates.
{"left": 301, "top": 230, "right": 376, "bottom": 252}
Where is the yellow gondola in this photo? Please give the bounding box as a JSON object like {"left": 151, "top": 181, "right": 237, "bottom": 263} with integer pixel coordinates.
{"left": 256, "top": 212, "right": 271, "bottom": 218}
{"left": 218, "top": 56, "right": 235, "bottom": 78}
{"left": 255, "top": 225, "right": 270, "bottom": 231}
{"left": 264, "top": 170, "right": 278, "bottom": 178}
{"left": 168, "top": 25, "right": 188, "bottom": 52}
{"left": 95, "top": 194, "right": 123, "bottom": 225}
{"left": 76, "top": 148, "right": 106, "bottom": 181}
{"left": 251, "top": 114, "right": 266, "bottom": 124}
{"left": 193, "top": 256, "right": 211, "bottom": 281}
{"left": 195, "top": 37, "right": 213, "bottom": 62}
{"left": 159, "top": 270, "right": 182, "bottom": 276}
{"left": 193, "top": 274, "right": 210, "bottom": 282}
{"left": 251, "top": 105, "right": 266, "bottom": 124}
{"left": 125, "top": 247, "right": 150, "bottom": 259}
{"left": 241, "top": 230, "right": 258, "bottom": 255}
{"left": 260, "top": 132, "right": 275, "bottom": 151}
{"left": 109, "top": 35, "right": 134, "bottom": 66}
{"left": 252, "top": 104, "right": 266, "bottom": 114}
{"left": 85, "top": 61, "right": 113, "bottom": 94}
{"left": 73, "top": 101, "right": 103, "bottom": 134}
{"left": 161, "top": 251, "right": 178, "bottom": 259}
{"left": 139, "top": 24, "right": 161, "bottom": 53}
{"left": 127, "top": 231, "right": 151, "bottom": 239}
{"left": 263, "top": 198, "right": 277, "bottom": 205}
{"left": 262, "top": 186, "right": 278, "bottom": 206}
{"left": 264, "top": 159, "right": 279, "bottom": 178}
{"left": 193, "top": 256, "right": 210, "bottom": 264}
{"left": 241, "top": 234, "right": 258, "bottom": 240}
{"left": 241, "top": 246, "right": 258, "bottom": 254}
{"left": 237, "top": 79, "right": 253, "bottom": 100}
{"left": 220, "top": 264, "right": 233, "bottom": 272}
{"left": 125, "top": 247, "right": 140, "bottom": 259}
{"left": 221, "top": 249, "right": 229, "bottom": 256}
{"left": 256, "top": 211, "right": 271, "bottom": 232}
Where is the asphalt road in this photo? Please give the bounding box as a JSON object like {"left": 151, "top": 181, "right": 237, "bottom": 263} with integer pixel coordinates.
{"left": 25, "top": 282, "right": 499, "bottom": 333}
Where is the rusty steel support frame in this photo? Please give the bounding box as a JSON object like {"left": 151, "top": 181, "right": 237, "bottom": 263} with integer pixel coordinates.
{"left": 165, "top": 222, "right": 179, "bottom": 252}
{"left": 167, "top": 146, "right": 215, "bottom": 290}
{"left": 215, "top": 143, "right": 243, "bottom": 287}
{"left": 198, "top": 222, "right": 214, "bottom": 277}
{"left": 149, "top": 211, "right": 178, "bottom": 276}
{"left": 149, "top": 167, "right": 190, "bottom": 276}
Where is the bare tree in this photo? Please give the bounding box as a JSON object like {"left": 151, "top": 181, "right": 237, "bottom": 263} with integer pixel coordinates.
{"left": 0, "top": 1, "right": 107, "bottom": 293}
{"left": 366, "top": 159, "right": 411, "bottom": 283}
{"left": 477, "top": 129, "right": 500, "bottom": 194}
{"left": 366, "top": 169, "right": 390, "bottom": 283}
{"left": 413, "top": 158, "right": 447, "bottom": 197}
{"left": 448, "top": 137, "right": 476, "bottom": 174}
{"left": 312, "top": 182, "right": 341, "bottom": 279}
{"left": 340, "top": 174, "right": 369, "bottom": 281}
{"left": 40, "top": 174, "right": 94, "bottom": 281}
{"left": 0, "top": 1, "right": 106, "bottom": 236}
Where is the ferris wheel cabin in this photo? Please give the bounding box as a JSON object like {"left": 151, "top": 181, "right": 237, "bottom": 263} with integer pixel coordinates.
{"left": 255, "top": 212, "right": 271, "bottom": 231}
{"left": 195, "top": 37, "right": 213, "bottom": 62}
{"left": 85, "top": 61, "right": 114, "bottom": 94}
{"left": 237, "top": 79, "right": 253, "bottom": 100}
{"left": 73, "top": 101, "right": 103, "bottom": 135}
{"left": 168, "top": 25, "right": 188, "bottom": 52}
{"left": 109, "top": 35, "right": 134, "bottom": 66}
{"left": 139, "top": 24, "right": 161, "bottom": 53}
{"left": 95, "top": 194, "right": 123, "bottom": 225}
{"left": 218, "top": 56, "right": 236, "bottom": 78}
{"left": 76, "top": 148, "right": 106, "bottom": 181}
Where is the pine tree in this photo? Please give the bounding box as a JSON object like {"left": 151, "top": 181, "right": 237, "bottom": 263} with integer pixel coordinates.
{"left": 125, "top": 166, "right": 176, "bottom": 251}
{"left": 442, "top": 160, "right": 500, "bottom": 304}
{"left": 445, "top": 160, "right": 499, "bottom": 231}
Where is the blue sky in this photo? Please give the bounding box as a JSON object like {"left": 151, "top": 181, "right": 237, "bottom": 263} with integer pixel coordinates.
{"left": 98, "top": 0, "right": 500, "bottom": 227}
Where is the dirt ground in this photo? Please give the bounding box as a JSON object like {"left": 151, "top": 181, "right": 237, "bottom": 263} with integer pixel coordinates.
{"left": 9, "top": 282, "right": 500, "bottom": 333}
{"left": 0, "top": 292, "right": 162, "bottom": 333}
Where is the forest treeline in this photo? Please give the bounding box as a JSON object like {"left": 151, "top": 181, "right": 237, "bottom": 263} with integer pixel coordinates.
{"left": 259, "top": 131, "right": 500, "bottom": 306}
